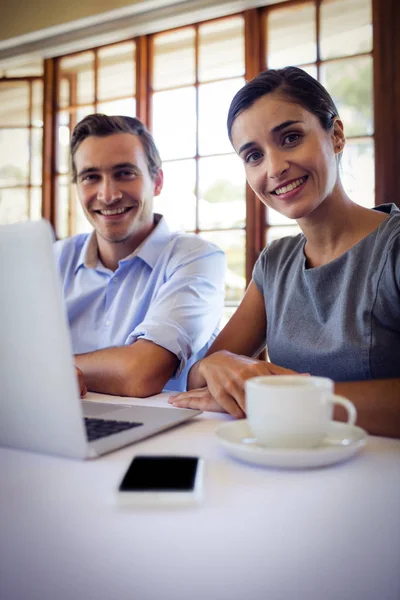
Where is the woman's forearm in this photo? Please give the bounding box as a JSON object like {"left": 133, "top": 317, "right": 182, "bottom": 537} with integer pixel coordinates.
{"left": 334, "top": 378, "right": 400, "bottom": 439}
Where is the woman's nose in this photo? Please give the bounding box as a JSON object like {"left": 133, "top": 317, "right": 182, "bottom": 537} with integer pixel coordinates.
{"left": 267, "top": 150, "right": 289, "bottom": 180}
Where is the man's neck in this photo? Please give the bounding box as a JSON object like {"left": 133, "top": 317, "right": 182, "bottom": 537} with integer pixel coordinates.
{"left": 96, "top": 221, "right": 156, "bottom": 271}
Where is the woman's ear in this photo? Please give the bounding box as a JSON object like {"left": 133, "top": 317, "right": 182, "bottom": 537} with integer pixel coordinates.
{"left": 332, "top": 118, "right": 345, "bottom": 156}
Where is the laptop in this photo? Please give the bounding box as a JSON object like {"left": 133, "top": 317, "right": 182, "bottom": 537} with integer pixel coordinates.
{"left": 0, "top": 219, "right": 201, "bottom": 460}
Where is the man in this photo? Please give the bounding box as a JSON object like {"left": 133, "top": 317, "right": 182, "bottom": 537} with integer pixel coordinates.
{"left": 54, "top": 114, "right": 225, "bottom": 398}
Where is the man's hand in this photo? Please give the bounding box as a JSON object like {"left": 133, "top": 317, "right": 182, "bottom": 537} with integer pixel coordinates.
{"left": 76, "top": 366, "right": 87, "bottom": 398}
{"left": 169, "top": 350, "right": 299, "bottom": 418}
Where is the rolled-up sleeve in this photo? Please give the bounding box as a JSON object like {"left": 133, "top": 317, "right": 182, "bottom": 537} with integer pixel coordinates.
{"left": 125, "top": 238, "right": 225, "bottom": 377}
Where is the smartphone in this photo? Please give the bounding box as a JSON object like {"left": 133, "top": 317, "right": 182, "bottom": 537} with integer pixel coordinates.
{"left": 117, "top": 455, "right": 204, "bottom": 506}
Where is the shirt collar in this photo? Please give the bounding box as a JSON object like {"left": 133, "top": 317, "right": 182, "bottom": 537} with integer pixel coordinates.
{"left": 121, "top": 214, "right": 171, "bottom": 269}
{"left": 74, "top": 214, "right": 171, "bottom": 273}
{"left": 75, "top": 231, "right": 98, "bottom": 273}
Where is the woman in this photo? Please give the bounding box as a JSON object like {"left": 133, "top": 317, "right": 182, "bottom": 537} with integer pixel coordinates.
{"left": 169, "top": 67, "right": 400, "bottom": 438}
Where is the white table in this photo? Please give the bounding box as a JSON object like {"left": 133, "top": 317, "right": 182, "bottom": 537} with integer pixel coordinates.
{"left": 1, "top": 392, "right": 400, "bottom": 600}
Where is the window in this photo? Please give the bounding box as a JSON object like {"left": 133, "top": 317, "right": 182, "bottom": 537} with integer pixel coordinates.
{"left": 56, "top": 42, "right": 136, "bottom": 237}
{"left": 2, "top": 0, "right": 378, "bottom": 320}
{"left": 151, "top": 17, "right": 246, "bottom": 324}
{"left": 0, "top": 75, "right": 43, "bottom": 224}
{"left": 263, "top": 0, "right": 373, "bottom": 243}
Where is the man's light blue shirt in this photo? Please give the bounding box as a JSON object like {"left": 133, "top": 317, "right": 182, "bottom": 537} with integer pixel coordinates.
{"left": 53, "top": 215, "right": 225, "bottom": 391}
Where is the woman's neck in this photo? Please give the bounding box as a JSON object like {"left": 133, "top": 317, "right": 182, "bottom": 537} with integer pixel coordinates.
{"left": 298, "top": 189, "right": 388, "bottom": 268}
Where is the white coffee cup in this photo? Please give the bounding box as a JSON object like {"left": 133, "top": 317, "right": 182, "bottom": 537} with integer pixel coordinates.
{"left": 245, "top": 375, "right": 357, "bottom": 449}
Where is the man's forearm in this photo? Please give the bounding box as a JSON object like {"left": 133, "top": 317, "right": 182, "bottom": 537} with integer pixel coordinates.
{"left": 334, "top": 378, "right": 400, "bottom": 439}
{"left": 75, "top": 340, "right": 179, "bottom": 398}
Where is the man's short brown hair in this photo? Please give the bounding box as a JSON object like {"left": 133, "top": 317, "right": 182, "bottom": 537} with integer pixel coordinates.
{"left": 70, "top": 114, "right": 162, "bottom": 183}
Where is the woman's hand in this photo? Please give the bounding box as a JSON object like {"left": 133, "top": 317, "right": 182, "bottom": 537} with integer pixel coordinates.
{"left": 169, "top": 386, "right": 226, "bottom": 413}
{"left": 169, "top": 350, "right": 298, "bottom": 417}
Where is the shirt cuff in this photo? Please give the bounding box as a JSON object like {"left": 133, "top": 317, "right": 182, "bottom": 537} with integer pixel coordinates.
{"left": 125, "top": 320, "right": 192, "bottom": 378}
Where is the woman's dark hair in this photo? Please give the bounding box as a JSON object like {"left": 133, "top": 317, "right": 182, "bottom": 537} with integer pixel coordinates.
{"left": 70, "top": 114, "right": 162, "bottom": 183}
{"left": 227, "top": 66, "right": 339, "bottom": 142}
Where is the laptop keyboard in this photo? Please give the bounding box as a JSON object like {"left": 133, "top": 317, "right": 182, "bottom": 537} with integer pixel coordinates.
{"left": 84, "top": 417, "right": 143, "bottom": 442}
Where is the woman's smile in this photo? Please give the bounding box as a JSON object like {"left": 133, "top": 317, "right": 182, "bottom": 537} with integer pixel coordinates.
{"left": 270, "top": 175, "right": 309, "bottom": 200}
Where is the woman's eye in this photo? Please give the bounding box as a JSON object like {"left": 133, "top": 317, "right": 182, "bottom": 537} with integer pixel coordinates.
{"left": 283, "top": 133, "right": 300, "bottom": 145}
{"left": 245, "top": 151, "right": 263, "bottom": 164}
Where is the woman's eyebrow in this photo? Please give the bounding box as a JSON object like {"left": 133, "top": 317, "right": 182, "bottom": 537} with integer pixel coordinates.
{"left": 272, "top": 119, "right": 302, "bottom": 133}
{"left": 238, "top": 141, "right": 256, "bottom": 156}
{"left": 238, "top": 120, "right": 304, "bottom": 155}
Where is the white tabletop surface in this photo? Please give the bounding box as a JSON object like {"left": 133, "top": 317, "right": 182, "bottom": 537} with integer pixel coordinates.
{"left": 1, "top": 391, "right": 400, "bottom": 600}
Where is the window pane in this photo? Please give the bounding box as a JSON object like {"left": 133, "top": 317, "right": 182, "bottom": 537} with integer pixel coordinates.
{"left": 266, "top": 225, "right": 301, "bottom": 244}
{"left": 0, "top": 129, "right": 29, "bottom": 186}
{"left": 59, "top": 78, "right": 70, "bottom": 109}
{"left": 57, "top": 177, "right": 92, "bottom": 238}
{"left": 153, "top": 28, "right": 195, "bottom": 90}
{"left": 4, "top": 59, "right": 43, "bottom": 78}
{"left": 152, "top": 88, "right": 196, "bottom": 160}
{"left": 267, "top": 3, "right": 316, "bottom": 68}
{"left": 321, "top": 56, "right": 373, "bottom": 136}
{"left": 320, "top": 0, "right": 372, "bottom": 60}
{"left": 221, "top": 305, "right": 239, "bottom": 328}
{"left": 60, "top": 52, "right": 95, "bottom": 105}
{"left": 199, "top": 155, "right": 245, "bottom": 230}
{"left": 267, "top": 206, "right": 295, "bottom": 227}
{"left": 0, "top": 81, "right": 30, "bottom": 127}
{"left": 76, "top": 106, "right": 95, "bottom": 122}
{"left": 0, "top": 188, "right": 28, "bottom": 224}
{"left": 98, "top": 42, "right": 135, "bottom": 101}
{"left": 198, "top": 78, "right": 244, "bottom": 156}
{"left": 341, "top": 138, "right": 374, "bottom": 208}
{"left": 75, "top": 195, "right": 92, "bottom": 235}
{"left": 97, "top": 98, "right": 136, "bottom": 117}
{"left": 299, "top": 65, "right": 318, "bottom": 79}
{"left": 56, "top": 175, "right": 70, "bottom": 239}
{"left": 77, "top": 73, "right": 94, "bottom": 106}
{"left": 199, "top": 17, "right": 245, "bottom": 82}
{"left": 154, "top": 159, "right": 196, "bottom": 231}
{"left": 200, "top": 229, "right": 245, "bottom": 303}
{"left": 57, "top": 113, "right": 71, "bottom": 175}
{"left": 31, "top": 128, "right": 43, "bottom": 185}
{"left": 32, "top": 80, "right": 43, "bottom": 126}
{"left": 30, "top": 187, "right": 42, "bottom": 220}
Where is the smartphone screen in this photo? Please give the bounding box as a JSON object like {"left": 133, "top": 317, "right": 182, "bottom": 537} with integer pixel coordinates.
{"left": 119, "top": 455, "right": 200, "bottom": 492}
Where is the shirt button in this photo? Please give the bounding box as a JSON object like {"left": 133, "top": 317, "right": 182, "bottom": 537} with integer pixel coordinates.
{"left": 105, "top": 320, "right": 110, "bottom": 327}
{"left": 113, "top": 276, "right": 118, "bottom": 283}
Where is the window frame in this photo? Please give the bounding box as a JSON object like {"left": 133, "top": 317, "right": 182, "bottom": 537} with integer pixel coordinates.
{"left": 0, "top": 75, "right": 43, "bottom": 223}
{"left": 39, "top": 0, "right": 399, "bottom": 281}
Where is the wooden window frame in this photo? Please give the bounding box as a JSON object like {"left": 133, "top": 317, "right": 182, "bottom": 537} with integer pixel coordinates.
{"left": 0, "top": 75, "right": 43, "bottom": 222}
{"left": 41, "top": 0, "right": 400, "bottom": 266}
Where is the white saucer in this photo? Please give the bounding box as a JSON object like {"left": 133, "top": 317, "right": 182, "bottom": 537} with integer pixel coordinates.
{"left": 215, "top": 420, "right": 367, "bottom": 469}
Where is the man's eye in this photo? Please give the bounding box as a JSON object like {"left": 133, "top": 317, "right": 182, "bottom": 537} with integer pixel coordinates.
{"left": 82, "top": 174, "right": 98, "bottom": 182}
{"left": 117, "top": 170, "right": 136, "bottom": 178}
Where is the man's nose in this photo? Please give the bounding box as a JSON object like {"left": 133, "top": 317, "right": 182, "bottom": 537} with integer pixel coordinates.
{"left": 97, "top": 177, "right": 122, "bottom": 203}
{"left": 267, "top": 149, "right": 289, "bottom": 180}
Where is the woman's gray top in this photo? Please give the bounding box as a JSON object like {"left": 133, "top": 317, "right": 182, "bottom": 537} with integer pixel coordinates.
{"left": 253, "top": 204, "right": 400, "bottom": 381}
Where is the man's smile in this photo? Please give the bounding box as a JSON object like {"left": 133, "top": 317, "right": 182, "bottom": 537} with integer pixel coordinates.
{"left": 93, "top": 206, "right": 136, "bottom": 217}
